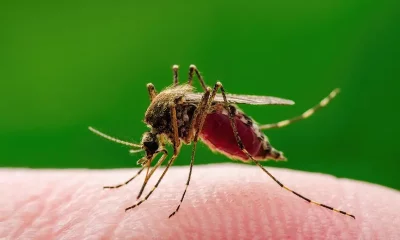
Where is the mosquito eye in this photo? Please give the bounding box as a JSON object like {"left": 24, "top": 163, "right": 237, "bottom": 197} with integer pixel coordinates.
{"left": 144, "top": 141, "right": 158, "bottom": 153}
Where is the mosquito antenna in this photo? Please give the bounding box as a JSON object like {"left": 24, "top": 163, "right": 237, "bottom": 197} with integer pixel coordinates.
{"left": 88, "top": 126, "right": 142, "bottom": 148}
{"left": 130, "top": 149, "right": 144, "bottom": 154}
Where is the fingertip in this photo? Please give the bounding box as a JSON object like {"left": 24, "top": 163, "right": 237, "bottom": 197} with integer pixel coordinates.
{"left": 1, "top": 165, "right": 399, "bottom": 239}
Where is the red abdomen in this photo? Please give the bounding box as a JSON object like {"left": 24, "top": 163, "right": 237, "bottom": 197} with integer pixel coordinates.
{"left": 200, "top": 108, "right": 270, "bottom": 161}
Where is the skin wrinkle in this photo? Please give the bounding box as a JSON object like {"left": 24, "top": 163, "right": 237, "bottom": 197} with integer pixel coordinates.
{"left": 172, "top": 187, "right": 191, "bottom": 239}
{"left": 260, "top": 191, "right": 273, "bottom": 239}
{"left": 1, "top": 165, "right": 400, "bottom": 239}
{"left": 9, "top": 174, "right": 63, "bottom": 239}
{"left": 11, "top": 196, "right": 43, "bottom": 239}
{"left": 282, "top": 190, "right": 293, "bottom": 239}
{"left": 51, "top": 180, "right": 82, "bottom": 238}
{"left": 271, "top": 187, "right": 285, "bottom": 239}
{"left": 55, "top": 184, "right": 92, "bottom": 238}
{"left": 99, "top": 213, "right": 121, "bottom": 240}
{"left": 364, "top": 200, "right": 379, "bottom": 240}
{"left": 209, "top": 185, "right": 223, "bottom": 239}
{"left": 84, "top": 174, "right": 132, "bottom": 239}
{"left": 197, "top": 183, "right": 209, "bottom": 240}
{"left": 99, "top": 187, "right": 131, "bottom": 239}
{"left": 343, "top": 196, "right": 356, "bottom": 239}
{"left": 235, "top": 185, "right": 246, "bottom": 240}
{"left": 19, "top": 192, "right": 49, "bottom": 239}
{"left": 40, "top": 190, "right": 67, "bottom": 239}
{"left": 206, "top": 185, "right": 220, "bottom": 239}
{"left": 178, "top": 188, "right": 195, "bottom": 239}
{"left": 248, "top": 184, "right": 260, "bottom": 239}
{"left": 121, "top": 172, "right": 174, "bottom": 237}
{"left": 53, "top": 180, "right": 82, "bottom": 235}
{"left": 312, "top": 188, "right": 345, "bottom": 239}
{"left": 88, "top": 202, "right": 121, "bottom": 240}
{"left": 293, "top": 198, "right": 304, "bottom": 238}
{"left": 221, "top": 190, "right": 232, "bottom": 240}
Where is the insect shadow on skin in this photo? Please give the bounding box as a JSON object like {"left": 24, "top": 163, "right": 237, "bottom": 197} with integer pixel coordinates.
{"left": 88, "top": 64, "right": 355, "bottom": 219}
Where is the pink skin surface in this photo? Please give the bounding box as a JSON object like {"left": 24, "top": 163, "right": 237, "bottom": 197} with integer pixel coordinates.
{"left": 1, "top": 164, "right": 399, "bottom": 240}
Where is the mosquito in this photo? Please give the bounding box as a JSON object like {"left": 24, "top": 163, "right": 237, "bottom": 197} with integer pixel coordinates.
{"left": 89, "top": 64, "right": 355, "bottom": 219}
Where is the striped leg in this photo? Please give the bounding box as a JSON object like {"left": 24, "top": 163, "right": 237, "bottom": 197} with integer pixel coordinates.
{"left": 125, "top": 103, "right": 181, "bottom": 212}
{"left": 125, "top": 147, "right": 181, "bottom": 212}
{"left": 188, "top": 64, "right": 208, "bottom": 91}
{"left": 184, "top": 87, "right": 211, "bottom": 144}
{"left": 136, "top": 149, "right": 168, "bottom": 199}
{"left": 103, "top": 164, "right": 146, "bottom": 189}
{"left": 88, "top": 126, "right": 145, "bottom": 189}
{"left": 103, "top": 150, "right": 162, "bottom": 190}
{"left": 218, "top": 83, "right": 355, "bottom": 219}
{"left": 169, "top": 87, "right": 213, "bottom": 218}
{"left": 259, "top": 88, "right": 340, "bottom": 130}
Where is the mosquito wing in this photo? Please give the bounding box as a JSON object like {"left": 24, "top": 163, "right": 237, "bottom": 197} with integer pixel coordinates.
{"left": 185, "top": 93, "right": 295, "bottom": 105}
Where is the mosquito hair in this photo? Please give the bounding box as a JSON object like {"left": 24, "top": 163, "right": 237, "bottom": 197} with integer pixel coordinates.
{"left": 88, "top": 126, "right": 142, "bottom": 148}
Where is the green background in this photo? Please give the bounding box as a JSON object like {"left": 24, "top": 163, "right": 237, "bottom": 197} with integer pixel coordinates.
{"left": 1, "top": 1, "right": 399, "bottom": 190}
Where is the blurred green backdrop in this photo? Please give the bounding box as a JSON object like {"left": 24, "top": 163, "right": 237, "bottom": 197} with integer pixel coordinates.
{"left": 1, "top": 1, "right": 399, "bottom": 190}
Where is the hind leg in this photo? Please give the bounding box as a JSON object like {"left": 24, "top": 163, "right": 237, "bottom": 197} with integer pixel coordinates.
{"left": 260, "top": 89, "right": 340, "bottom": 130}
{"left": 215, "top": 83, "right": 354, "bottom": 219}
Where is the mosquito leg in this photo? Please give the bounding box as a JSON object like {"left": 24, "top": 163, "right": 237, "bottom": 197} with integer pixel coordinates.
{"left": 103, "top": 154, "right": 154, "bottom": 189}
{"left": 217, "top": 83, "right": 355, "bottom": 219}
{"left": 125, "top": 103, "right": 181, "bottom": 211}
{"left": 125, "top": 147, "right": 181, "bottom": 212}
{"left": 169, "top": 102, "right": 181, "bottom": 149}
{"left": 184, "top": 87, "right": 211, "bottom": 142}
{"left": 259, "top": 88, "right": 340, "bottom": 130}
{"left": 188, "top": 64, "right": 207, "bottom": 91}
{"left": 169, "top": 88, "right": 213, "bottom": 218}
{"left": 173, "top": 64, "right": 179, "bottom": 86}
{"left": 147, "top": 83, "right": 157, "bottom": 102}
{"left": 103, "top": 164, "right": 146, "bottom": 189}
{"left": 168, "top": 145, "right": 198, "bottom": 218}
{"left": 136, "top": 149, "right": 168, "bottom": 199}
{"left": 137, "top": 159, "right": 151, "bottom": 196}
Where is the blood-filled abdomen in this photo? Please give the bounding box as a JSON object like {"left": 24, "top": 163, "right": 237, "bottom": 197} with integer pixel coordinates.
{"left": 200, "top": 109, "right": 276, "bottom": 161}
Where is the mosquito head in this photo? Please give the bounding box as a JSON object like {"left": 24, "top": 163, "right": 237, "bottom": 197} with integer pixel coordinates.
{"left": 141, "top": 131, "right": 159, "bottom": 156}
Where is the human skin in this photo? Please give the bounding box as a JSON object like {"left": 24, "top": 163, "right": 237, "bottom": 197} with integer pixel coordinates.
{"left": 1, "top": 164, "right": 399, "bottom": 240}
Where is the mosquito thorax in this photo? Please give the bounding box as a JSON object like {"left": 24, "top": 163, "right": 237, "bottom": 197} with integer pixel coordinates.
{"left": 141, "top": 131, "right": 159, "bottom": 156}
{"left": 144, "top": 84, "right": 198, "bottom": 143}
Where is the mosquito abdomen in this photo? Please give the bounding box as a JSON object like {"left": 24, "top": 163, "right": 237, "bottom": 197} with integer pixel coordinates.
{"left": 199, "top": 104, "right": 285, "bottom": 161}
